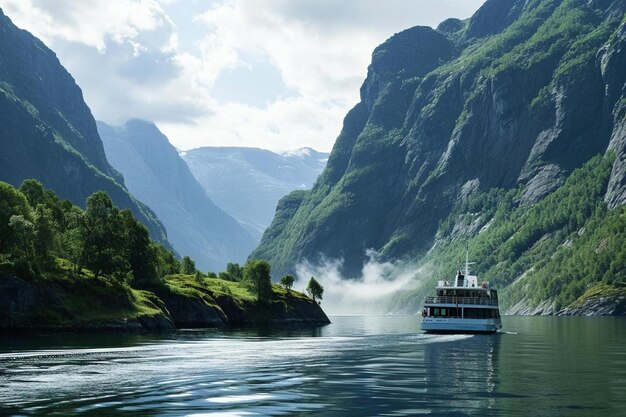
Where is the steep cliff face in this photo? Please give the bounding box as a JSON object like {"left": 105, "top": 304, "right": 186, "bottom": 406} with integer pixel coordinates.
{"left": 182, "top": 147, "right": 328, "bottom": 239}
{"left": 252, "top": 0, "right": 626, "bottom": 279}
{"left": 0, "top": 8, "right": 170, "bottom": 247}
{"left": 98, "top": 120, "right": 257, "bottom": 272}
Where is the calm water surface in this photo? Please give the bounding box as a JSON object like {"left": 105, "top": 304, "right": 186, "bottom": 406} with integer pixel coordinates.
{"left": 1, "top": 316, "right": 625, "bottom": 416}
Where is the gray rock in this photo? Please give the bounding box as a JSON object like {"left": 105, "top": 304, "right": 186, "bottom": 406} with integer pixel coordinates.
{"left": 559, "top": 295, "right": 626, "bottom": 316}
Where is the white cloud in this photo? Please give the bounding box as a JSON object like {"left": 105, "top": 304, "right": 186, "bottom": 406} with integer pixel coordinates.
{"left": 1, "top": 0, "right": 173, "bottom": 51}
{"left": 0, "top": 0, "right": 485, "bottom": 152}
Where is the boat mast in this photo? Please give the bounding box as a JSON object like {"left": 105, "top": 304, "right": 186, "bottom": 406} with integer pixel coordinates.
{"left": 464, "top": 246, "right": 475, "bottom": 279}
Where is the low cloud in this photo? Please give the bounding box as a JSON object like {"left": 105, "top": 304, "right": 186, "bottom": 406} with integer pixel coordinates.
{"left": 295, "top": 250, "right": 430, "bottom": 315}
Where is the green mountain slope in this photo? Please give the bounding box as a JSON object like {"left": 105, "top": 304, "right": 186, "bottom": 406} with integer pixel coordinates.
{"left": 251, "top": 0, "right": 626, "bottom": 311}
{"left": 387, "top": 154, "right": 626, "bottom": 314}
{"left": 0, "top": 8, "right": 170, "bottom": 248}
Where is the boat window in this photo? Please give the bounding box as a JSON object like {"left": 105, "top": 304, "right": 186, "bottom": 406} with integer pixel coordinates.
{"left": 441, "top": 308, "right": 446, "bottom": 317}
{"left": 434, "top": 308, "right": 439, "bottom": 316}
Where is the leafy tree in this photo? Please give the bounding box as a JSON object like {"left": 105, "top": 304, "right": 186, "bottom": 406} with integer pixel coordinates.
{"left": 33, "top": 205, "right": 55, "bottom": 261}
{"left": 19, "top": 179, "right": 46, "bottom": 207}
{"left": 154, "top": 244, "right": 180, "bottom": 276}
{"left": 181, "top": 256, "right": 196, "bottom": 274}
{"left": 225, "top": 262, "right": 243, "bottom": 281}
{"left": 81, "top": 191, "right": 126, "bottom": 280}
{"left": 119, "top": 209, "right": 157, "bottom": 286}
{"left": 243, "top": 259, "right": 272, "bottom": 303}
{"left": 59, "top": 206, "right": 84, "bottom": 274}
{"left": 8, "top": 215, "right": 35, "bottom": 258}
{"left": 0, "top": 182, "right": 32, "bottom": 252}
{"left": 280, "top": 274, "right": 295, "bottom": 293}
{"left": 306, "top": 276, "right": 324, "bottom": 304}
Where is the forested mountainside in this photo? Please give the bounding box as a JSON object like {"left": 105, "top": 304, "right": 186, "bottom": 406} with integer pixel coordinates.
{"left": 182, "top": 147, "right": 328, "bottom": 239}
{"left": 252, "top": 0, "right": 626, "bottom": 312}
{"left": 0, "top": 8, "right": 170, "bottom": 248}
{"left": 98, "top": 120, "right": 257, "bottom": 272}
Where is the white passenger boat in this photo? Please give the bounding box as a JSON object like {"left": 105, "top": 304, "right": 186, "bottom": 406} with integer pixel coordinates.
{"left": 420, "top": 252, "right": 502, "bottom": 333}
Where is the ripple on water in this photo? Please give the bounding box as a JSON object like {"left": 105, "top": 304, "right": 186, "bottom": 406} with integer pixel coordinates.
{"left": 2, "top": 316, "right": 625, "bottom": 416}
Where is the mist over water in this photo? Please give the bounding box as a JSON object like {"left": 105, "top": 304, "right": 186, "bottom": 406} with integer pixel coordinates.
{"left": 294, "top": 250, "right": 430, "bottom": 315}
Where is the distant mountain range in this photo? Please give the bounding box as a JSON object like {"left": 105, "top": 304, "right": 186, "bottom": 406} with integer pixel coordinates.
{"left": 0, "top": 8, "right": 170, "bottom": 248}
{"left": 182, "top": 147, "right": 328, "bottom": 239}
{"left": 251, "top": 0, "right": 626, "bottom": 314}
{"left": 98, "top": 120, "right": 257, "bottom": 272}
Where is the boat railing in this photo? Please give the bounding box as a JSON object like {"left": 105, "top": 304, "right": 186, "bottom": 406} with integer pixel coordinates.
{"left": 424, "top": 296, "right": 498, "bottom": 306}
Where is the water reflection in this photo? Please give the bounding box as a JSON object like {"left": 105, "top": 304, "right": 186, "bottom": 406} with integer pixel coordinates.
{"left": 424, "top": 334, "right": 502, "bottom": 416}
{"left": 1, "top": 316, "right": 625, "bottom": 416}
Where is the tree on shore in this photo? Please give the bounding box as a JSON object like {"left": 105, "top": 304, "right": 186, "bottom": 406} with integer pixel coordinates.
{"left": 306, "top": 276, "right": 324, "bottom": 304}
{"left": 181, "top": 256, "right": 196, "bottom": 274}
{"left": 81, "top": 191, "right": 126, "bottom": 280}
{"left": 243, "top": 259, "right": 272, "bottom": 303}
{"left": 226, "top": 262, "right": 243, "bottom": 281}
{"left": 280, "top": 274, "right": 295, "bottom": 293}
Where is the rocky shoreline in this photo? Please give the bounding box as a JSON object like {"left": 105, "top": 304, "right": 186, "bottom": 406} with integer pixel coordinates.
{"left": 0, "top": 275, "right": 330, "bottom": 333}
{"left": 505, "top": 288, "right": 626, "bottom": 317}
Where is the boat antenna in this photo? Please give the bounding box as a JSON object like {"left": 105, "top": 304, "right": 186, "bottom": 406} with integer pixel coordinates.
{"left": 464, "top": 245, "right": 475, "bottom": 276}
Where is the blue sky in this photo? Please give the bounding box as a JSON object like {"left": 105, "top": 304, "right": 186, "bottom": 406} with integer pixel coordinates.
{"left": 0, "top": 0, "right": 485, "bottom": 151}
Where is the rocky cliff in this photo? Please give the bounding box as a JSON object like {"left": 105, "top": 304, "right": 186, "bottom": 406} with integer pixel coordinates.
{"left": 0, "top": 8, "right": 170, "bottom": 248}
{"left": 98, "top": 120, "right": 256, "bottom": 272}
{"left": 252, "top": 0, "right": 626, "bottom": 286}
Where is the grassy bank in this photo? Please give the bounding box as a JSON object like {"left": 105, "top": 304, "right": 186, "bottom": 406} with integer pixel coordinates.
{"left": 0, "top": 259, "right": 329, "bottom": 331}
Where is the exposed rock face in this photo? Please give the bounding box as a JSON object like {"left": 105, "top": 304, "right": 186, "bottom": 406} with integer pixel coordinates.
{"left": 252, "top": 0, "right": 626, "bottom": 279}
{"left": 559, "top": 295, "right": 626, "bottom": 316}
{"left": 98, "top": 120, "right": 257, "bottom": 272}
{"left": 506, "top": 299, "right": 556, "bottom": 316}
{"left": 603, "top": 20, "right": 626, "bottom": 208}
{"left": 0, "top": 276, "right": 54, "bottom": 329}
{"left": 0, "top": 275, "right": 175, "bottom": 331}
{"left": 0, "top": 8, "right": 170, "bottom": 247}
{"left": 182, "top": 147, "right": 328, "bottom": 240}
{"left": 160, "top": 293, "right": 227, "bottom": 328}
{"left": 267, "top": 297, "right": 331, "bottom": 325}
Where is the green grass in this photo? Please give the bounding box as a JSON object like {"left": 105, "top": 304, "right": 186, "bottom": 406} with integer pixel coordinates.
{"left": 568, "top": 282, "right": 626, "bottom": 309}
{"left": 1, "top": 258, "right": 319, "bottom": 329}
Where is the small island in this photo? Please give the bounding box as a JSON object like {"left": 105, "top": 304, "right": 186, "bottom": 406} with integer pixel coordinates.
{"left": 0, "top": 180, "right": 329, "bottom": 332}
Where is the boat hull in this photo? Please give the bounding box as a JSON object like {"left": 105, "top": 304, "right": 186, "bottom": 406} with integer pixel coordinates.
{"left": 421, "top": 318, "right": 502, "bottom": 334}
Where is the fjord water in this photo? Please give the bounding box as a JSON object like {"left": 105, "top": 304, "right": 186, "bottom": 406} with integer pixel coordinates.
{"left": 1, "top": 316, "right": 625, "bottom": 417}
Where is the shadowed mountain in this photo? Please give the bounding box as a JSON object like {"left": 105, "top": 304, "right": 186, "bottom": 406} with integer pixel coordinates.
{"left": 98, "top": 120, "right": 257, "bottom": 272}
{"left": 182, "top": 147, "right": 328, "bottom": 239}
{"left": 0, "top": 8, "right": 170, "bottom": 247}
